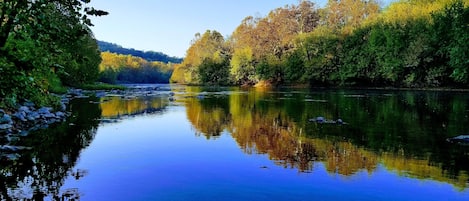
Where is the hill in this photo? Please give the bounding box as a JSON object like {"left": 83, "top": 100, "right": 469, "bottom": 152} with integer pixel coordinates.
{"left": 97, "top": 40, "right": 183, "bottom": 64}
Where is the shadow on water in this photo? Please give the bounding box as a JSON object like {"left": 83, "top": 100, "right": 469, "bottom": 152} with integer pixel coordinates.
{"left": 0, "top": 98, "right": 101, "bottom": 201}
{"left": 181, "top": 87, "right": 469, "bottom": 189}
{"left": 1, "top": 94, "right": 172, "bottom": 200}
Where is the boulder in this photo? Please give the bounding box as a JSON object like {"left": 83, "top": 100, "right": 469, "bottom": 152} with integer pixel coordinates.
{"left": 37, "top": 107, "right": 52, "bottom": 114}
{"left": 0, "top": 114, "right": 12, "bottom": 124}
{"left": 24, "top": 101, "right": 35, "bottom": 108}
{"left": 447, "top": 135, "right": 469, "bottom": 144}
{"left": 0, "top": 124, "right": 12, "bottom": 130}
{"left": 14, "top": 111, "right": 27, "bottom": 122}
{"left": 18, "top": 106, "right": 30, "bottom": 113}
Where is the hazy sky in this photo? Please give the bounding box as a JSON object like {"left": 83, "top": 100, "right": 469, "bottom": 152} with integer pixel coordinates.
{"left": 89, "top": 0, "right": 333, "bottom": 58}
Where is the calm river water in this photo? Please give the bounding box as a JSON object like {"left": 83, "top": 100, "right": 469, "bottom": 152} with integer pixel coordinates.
{"left": 2, "top": 85, "right": 469, "bottom": 201}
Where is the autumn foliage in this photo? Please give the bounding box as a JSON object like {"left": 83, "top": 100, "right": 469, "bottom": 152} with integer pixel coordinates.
{"left": 174, "top": 0, "right": 469, "bottom": 88}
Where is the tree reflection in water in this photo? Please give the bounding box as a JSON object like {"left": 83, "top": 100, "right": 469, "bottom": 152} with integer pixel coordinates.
{"left": 0, "top": 98, "right": 101, "bottom": 201}
{"left": 184, "top": 88, "right": 469, "bottom": 189}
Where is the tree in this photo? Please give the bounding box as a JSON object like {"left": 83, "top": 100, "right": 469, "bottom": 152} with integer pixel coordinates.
{"left": 432, "top": 0, "right": 469, "bottom": 84}
{"left": 0, "top": 0, "right": 107, "bottom": 107}
{"left": 323, "top": 0, "right": 380, "bottom": 34}
{"left": 171, "top": 30, "right": 228, "bottom": 84}
{"left": 230, "top": 47, "right": 257, "bottom": 85}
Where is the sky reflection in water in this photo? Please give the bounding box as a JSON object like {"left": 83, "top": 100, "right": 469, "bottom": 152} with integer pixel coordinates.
{"left": 59, "top": 88, "right": 469, "bottom": 201}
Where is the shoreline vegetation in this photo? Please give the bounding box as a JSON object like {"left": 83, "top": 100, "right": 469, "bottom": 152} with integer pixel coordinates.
{"left": 2, "top": 0, "right": 469, "bottom": 134}
{"left": 171, "top": 0, "right": 469, "bottom": 89}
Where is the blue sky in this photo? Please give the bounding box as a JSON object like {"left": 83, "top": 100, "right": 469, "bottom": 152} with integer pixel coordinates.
{"left": 88, "top": 0, "right": 388, "bottom": 58}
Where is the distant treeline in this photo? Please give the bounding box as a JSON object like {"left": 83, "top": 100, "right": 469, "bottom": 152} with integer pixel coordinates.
{"left": 99, "top": 52, "right": 174, "bottom": 84}
{"left": 171, "top": 0, "right": 469, "bottom": 88}
{"left": 97, "top": 41, "right": 183, "bottom": 64}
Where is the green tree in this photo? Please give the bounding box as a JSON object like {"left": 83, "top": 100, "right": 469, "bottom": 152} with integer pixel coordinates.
{"left": 230, "top": 47, "right": 257, "bottom": 85}
{"left": 432, "top": 0, "right": 469, "bottom": 84}
{"left": 0, "top": 0, "right": 107, "bottom": 107}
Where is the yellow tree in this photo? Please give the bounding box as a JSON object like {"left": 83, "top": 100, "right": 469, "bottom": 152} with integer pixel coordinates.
{"left": 171, "top": 30, "right": 227, "bottom": 84}
{"left": 323, "top": 0, "right": 380, "bottom": 34}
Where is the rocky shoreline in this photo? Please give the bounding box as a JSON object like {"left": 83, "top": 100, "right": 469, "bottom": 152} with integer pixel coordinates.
{"left": 0, "top": 98, "right": 69, "bottom": 136}
{"left": 0, "top": 85, "right": 176, "bottom": 136}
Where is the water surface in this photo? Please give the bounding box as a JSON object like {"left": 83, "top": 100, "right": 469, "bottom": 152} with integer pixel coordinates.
{"left": 2, "top": 85, "right": 469, "bottom": 200}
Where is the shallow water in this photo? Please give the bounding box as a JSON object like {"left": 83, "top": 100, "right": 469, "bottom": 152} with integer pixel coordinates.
{"left": 2, "top": 85, "right": 469, "bottom": 200}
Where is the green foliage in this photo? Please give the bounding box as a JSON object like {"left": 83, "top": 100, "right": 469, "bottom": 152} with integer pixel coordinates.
{"left": 432, "top": 0, "right": 469, "bottom": 84}
{"left": 97, "top": 40, "right": 182, "bottom": 63}
{"left": 297, "top": 28, "right": 341, "bottom": 85}
{"left": 198, "top": 58, "right": 231, "bottom": 85}
{"left": 230, "top": 47, "right": 257, "bottom": 85}
{"left": 178, "top": 0, "right": 469, "bottom": 88}
{"left": 0, "top": 0, "right": 106, "bottom": 108}
{"left": 172, "top": 30, "right": 229, "bottom": 85}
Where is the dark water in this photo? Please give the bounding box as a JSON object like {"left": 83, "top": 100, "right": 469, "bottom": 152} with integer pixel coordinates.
{"left": 2, "top": 85, "right": 469, "bottom": 200}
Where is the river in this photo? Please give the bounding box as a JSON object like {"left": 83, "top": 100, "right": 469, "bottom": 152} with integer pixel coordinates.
{"left": 1, "top": 84, "right": 469, "bottom": 200}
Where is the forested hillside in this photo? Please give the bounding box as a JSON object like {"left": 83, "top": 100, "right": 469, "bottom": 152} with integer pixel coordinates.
{"left": 0, "top": 0, "right": 107, "bottom": 108}
{"left": 98, "top": 40, "right": 183, "bottom": 64}
{"left": 171, "top": 0, "right": 469, "bottom": 88}
{"left": 98, "top": 52, "right": 174, "bottom": 84}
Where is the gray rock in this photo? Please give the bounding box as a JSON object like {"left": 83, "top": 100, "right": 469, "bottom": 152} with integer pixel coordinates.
{"left": 60, "top": 102, "right": 67, "bottom": 111}
{"left": 316, "top": 116, "right": 325, "bottom": 123}
{"left": 447, "top": 135, "right": 469, "bottom": 144}
{"left": 14, "top": 111, "right": 27, "bottom": 122}
{"left": 0, "top": 124, "right": 12, "bottom": 130}
{"left": 24, "top": 101, "right": 35, "bottom": 107}
{"left": 95, "top": 91, "right": 107, "bottom": 98}
{"left": 0, "top": 109, "right": 5, "bottom": 115}
{"left": 37, "top": 107, "right": 52, "bottom": 114}
{"left": 0, "top": 145, "right": 32, "bottom": 152}
{"left": 18, "top": 106, "right": 30, "bottom": 113}
{"left": 30, "top": 111, "right": 41, "bottom": 119}
{"left": 27, "top": 115, "right": 36, "bottom": 121}
{"left": 43, "top": 113, "right": 56, "bottom": 118}
{"left": 55, "top": 111, "right": 65, "bottom": 118}
{"left": 1, "top": 153, "right": 20, "bottom": 161}
{"left": 69, "top": 89, "right": 83, "bottom": 96}
{"left": 0, "top": 114, "right": 12, "bottom": 124}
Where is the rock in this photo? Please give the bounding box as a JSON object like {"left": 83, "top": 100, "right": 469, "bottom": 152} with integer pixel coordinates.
{"left": 309, "top": 117, "right": 347, "bottom": 125}
{"left": 69, "top": 89, "right": 83, "bottom": 96}
{"left": 337, "top": 119, "right": 343, "bottom": 124}
{"left": 0, "top": 109, "right": 5, "bottom": 115}
{"left": 95, "top": 91, "right": 106, "bottom": 98}
{"left": 42, "top": 112, "right": 56, "bottom": 119}
{"left": 0, "top": 145, "right": 32, "bottom": 152}
{"left": 447, "top": 135, "right": 469, "bottom": 144}
{"left": 24, "top": 101, "right": 35, "bottom": 108}
{"left": 0, "top": 124, "right": 12, "bottom": 130}
{"left": 14, "top": 111, "right": 27, "bottom": 122}
{"left": 18, "top": 106, "right": 30, "bottom": 113}
{"left": 169, "top": 92, "right": 175, "bottom": 96}
{"left": 37, "top": 107, "right": 52, "bottom": 114}
{"left": 1, "top": 153, "right": 20, "bottom": 161}
{"left": 0, "top": 114, "right": 12, "bottom": 124}
{"left": 315, "top": 116, "right": 325, "bottom": 123}
{"left": 169, "top": 97, "right": 175, "bottom": 102}
{"left": 55, "top": 111, "right": 65, "bottom": 118}
{"left": 60, "top": 102, "right": 67, "bottom": 111}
